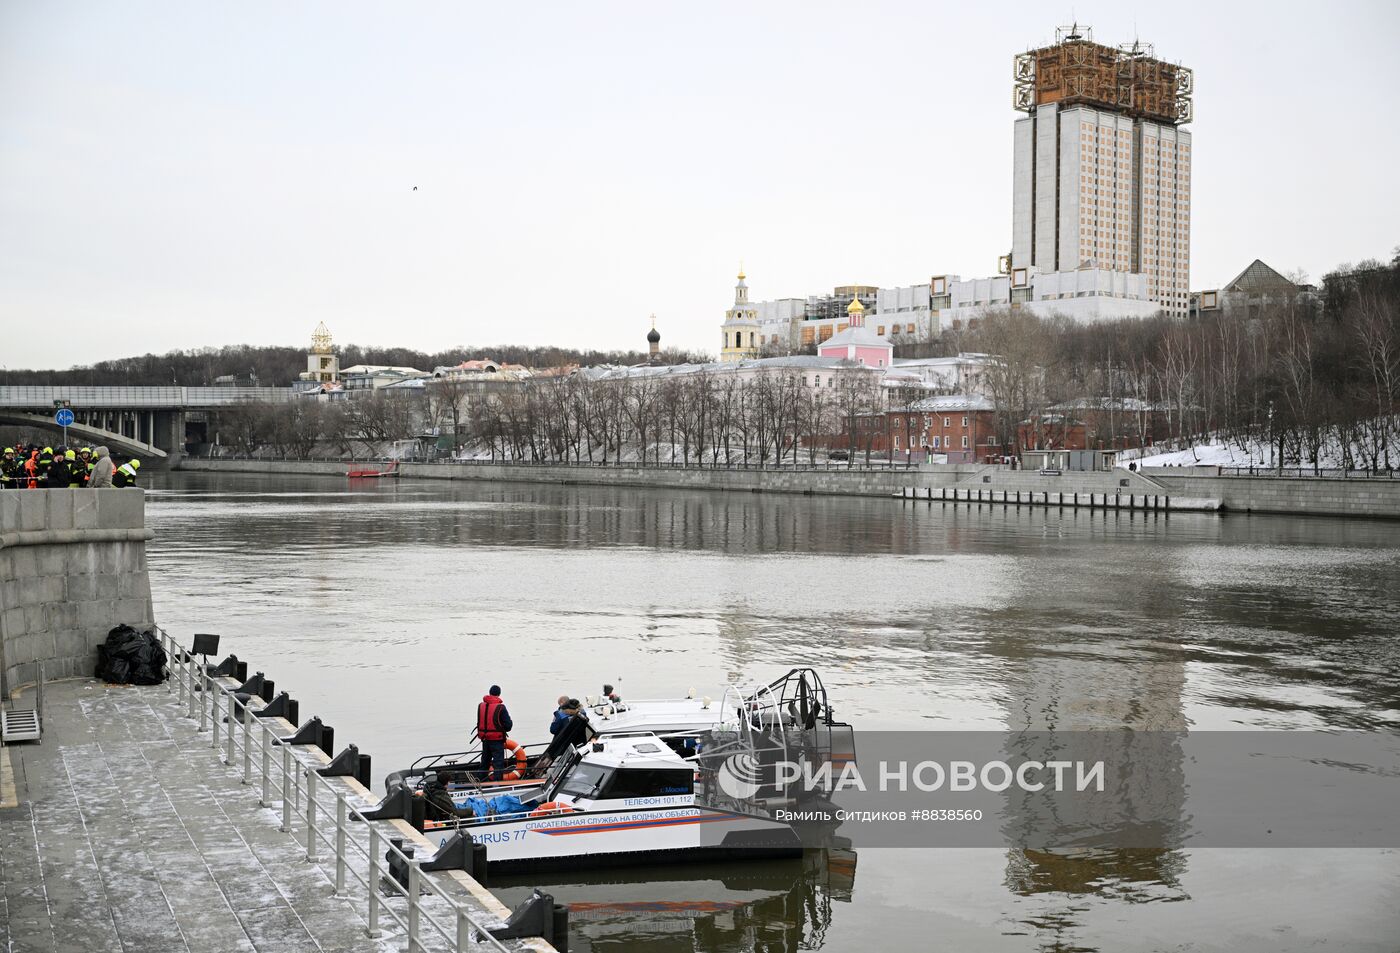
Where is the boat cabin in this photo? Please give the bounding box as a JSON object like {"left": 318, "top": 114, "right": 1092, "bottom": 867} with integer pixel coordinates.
{"left": 553, "top": 737, "right": 696, "bottom": 808}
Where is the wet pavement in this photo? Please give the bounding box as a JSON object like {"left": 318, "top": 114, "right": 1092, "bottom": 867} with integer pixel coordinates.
{"left": 0, "top": 677, "right": 547, "bottom": 953}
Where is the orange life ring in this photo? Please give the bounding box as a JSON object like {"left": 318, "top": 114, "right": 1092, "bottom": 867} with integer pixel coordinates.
{"left": 529, "top": 801, "right": 576, "bottom": 817}
{"left": 501, "top": 738, "right": 528, "bottom": 781}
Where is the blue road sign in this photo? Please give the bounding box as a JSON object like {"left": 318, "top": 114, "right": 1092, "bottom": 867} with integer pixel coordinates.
{"left": 55, "top": 409, "right": 74, "bottom": 427}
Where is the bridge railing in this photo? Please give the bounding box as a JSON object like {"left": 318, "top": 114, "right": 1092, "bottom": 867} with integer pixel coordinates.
{"left": 0, "top": 385, "right": 293, "bottom": 408}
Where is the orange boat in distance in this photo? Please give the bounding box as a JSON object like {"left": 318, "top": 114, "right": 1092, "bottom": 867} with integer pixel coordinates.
{"left": 346, "top": 460, "right": 399, "bottom": 479}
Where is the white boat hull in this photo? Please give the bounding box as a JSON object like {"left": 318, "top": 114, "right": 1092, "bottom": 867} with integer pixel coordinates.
{"left": 426, "top": 805, "right": 801, "bottom": 874}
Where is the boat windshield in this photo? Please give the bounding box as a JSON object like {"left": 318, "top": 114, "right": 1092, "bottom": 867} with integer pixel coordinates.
{"left": 558, "top": 763, "right": 611, "bottom": 800}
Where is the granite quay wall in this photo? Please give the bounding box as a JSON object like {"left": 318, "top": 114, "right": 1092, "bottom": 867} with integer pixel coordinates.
{"left": 174, "top": 457, "right": 981, "bottom": 496}
{"left": 1142, "top": 468, "right": 1400, "bottom": 519}
{"left": 0, "top": 489, "right": 154, "bottom": 695}
{"left": 175, "top": 458, "right": 1400, "bottom": 519}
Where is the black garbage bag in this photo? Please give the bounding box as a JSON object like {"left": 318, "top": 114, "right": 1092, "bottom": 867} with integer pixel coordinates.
{"left": 96, "top": 625, "right": 168, "bottom": 685}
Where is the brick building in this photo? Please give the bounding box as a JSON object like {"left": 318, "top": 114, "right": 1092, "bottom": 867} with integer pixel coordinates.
{"left": 845, "top": 394, "right": 1004, "bottom": 463}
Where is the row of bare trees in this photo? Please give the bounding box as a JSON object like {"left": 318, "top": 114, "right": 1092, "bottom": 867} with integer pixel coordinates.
{"left": 209, "top": 369, "right": 891, "bottom": 466}
{"left": 457, "top": 370, "right": 887, "bottom": 466}
{"left": 953, "top": 255, "right": 1400, "bottom": 468}
{"left": 213, "top": 393, "right": 418, "bottom": 458}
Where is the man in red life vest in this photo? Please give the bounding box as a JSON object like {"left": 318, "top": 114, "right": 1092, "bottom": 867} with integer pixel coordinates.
{"left": 476, "top": 685, "right": 513, "bottom": 779}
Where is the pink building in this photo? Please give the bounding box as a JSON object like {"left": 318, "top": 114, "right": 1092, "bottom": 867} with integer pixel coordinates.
{"left": 817, "top": 295, "right": 895, "bottom": 369}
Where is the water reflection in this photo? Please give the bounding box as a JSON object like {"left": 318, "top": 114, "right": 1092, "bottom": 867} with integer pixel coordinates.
{"left": 493, "top": 847, "right": 857, "bottom": 953}
{"left": 144, "top": 472, "right": 1400, "bottom": 952}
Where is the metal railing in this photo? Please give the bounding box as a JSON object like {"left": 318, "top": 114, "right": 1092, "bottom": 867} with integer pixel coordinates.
{"left": 157, "top": 630, "right": 519, "bottom": 953}
{"left": 0, "top": 385, "right": 293, "bottom": 408}
{"left": 1213, "top": 466, "right": 1400, "bottom": 480}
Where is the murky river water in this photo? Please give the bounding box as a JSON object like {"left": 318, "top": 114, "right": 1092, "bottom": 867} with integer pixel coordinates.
{"left": 145, "top": 470, "right": 1400, "bottom": 951}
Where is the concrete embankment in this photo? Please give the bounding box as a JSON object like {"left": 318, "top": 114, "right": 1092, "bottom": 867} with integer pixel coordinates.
{"left": 0, "top": 489, "right": 154, "bottom": 693}
{"left": 1141, "top": 467, "right": 1400, "bottom": 520}
{"left": 173, "top": 458, "right": 1400, "bottom": 519}
{"left": 176, "top": 457, "right": 982, "bottom": 496}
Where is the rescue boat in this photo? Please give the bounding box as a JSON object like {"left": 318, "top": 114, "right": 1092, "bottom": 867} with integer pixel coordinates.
{"left": 379, "top": 669, "right": 856, "bottom": 874}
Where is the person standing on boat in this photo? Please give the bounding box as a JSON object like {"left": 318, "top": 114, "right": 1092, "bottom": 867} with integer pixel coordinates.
{"left": 549, "top": 695, "right": 570, "bottom": 735}
{"left": 476, "top": 685, "right": 513, "bottom": 778}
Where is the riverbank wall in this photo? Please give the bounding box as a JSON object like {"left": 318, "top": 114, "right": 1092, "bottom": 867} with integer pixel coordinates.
{"left": 173, "top": 458, "right": 1192, "bottom": 508}
{"left": 0, "top": 489, "right": 154, "bottom": 695}
{"left": 1141, "top": 468, "right": 1400, "bottom": 519}
{"left": 173, "top": 457, "right": 1400, "bottom": 519}
{"left": 175, "top": 457, "right": 985, "bottom": 496}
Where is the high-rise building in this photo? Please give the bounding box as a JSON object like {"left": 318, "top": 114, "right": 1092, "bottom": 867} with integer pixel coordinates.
{"left": 1011, "top": 26, "right": 1194, "bottom": 317}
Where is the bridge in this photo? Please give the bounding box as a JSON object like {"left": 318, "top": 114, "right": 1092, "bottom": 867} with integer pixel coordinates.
{"left": 0, "top": 385, "right": 293, "bottom": 461}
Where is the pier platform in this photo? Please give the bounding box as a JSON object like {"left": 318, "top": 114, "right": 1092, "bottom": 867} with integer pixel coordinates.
{"left": 0, "top": 677, "right": 553, "bottom": 953}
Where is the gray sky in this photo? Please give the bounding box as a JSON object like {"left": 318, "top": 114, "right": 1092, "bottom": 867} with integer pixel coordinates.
{"left": 3, "top": 0, "right": 1398, "bottom": 370}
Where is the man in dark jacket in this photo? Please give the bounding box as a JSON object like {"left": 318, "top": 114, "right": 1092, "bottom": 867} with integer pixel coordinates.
{"left": 45, "top": 448, "right": 70, "bottom": 488}
{"left": 550, "top": 698, "right": 580, "bottom": 735}
{"left": 476, "top": 685, "right": 513, "bottom": 779}
{"left": 422, "top": 772, "right": 469, "bottom": 821}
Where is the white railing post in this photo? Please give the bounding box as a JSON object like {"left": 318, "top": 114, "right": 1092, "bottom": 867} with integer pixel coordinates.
{"left": 164, "top": 633, "right": 173, "bottom": 694}
{"left": 407, "top": 862, "right": 421, "bottom": 951}
{"left": 210, "top": 679, "right": 220, "bottom": 748}
{"left": 304, "top": 767, "right": 317, "bottom": 862}
{"left": 187, "top": 654, "right": 198, "bottom": 719}
{"left": 260, "top": 722, "right": 272, "bottom": 807}
{"left": 367, "top": 825, "right": 381, "bottom": 938}
{"left": 456, "top": 906, "right": 471, "bottom": 952}
{"left": 334, "top": 797, "right": 347, "bottom": 895}
{"left": 225, "top": 691, "right": 236, "bottom": 765}
{"left": 281, "top": 744, "right": 293, "bottom": 833}
{"left": 242, "top": 701, "right": 253, "bottom": 784}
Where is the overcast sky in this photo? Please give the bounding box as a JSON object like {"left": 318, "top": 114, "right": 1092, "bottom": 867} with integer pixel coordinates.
{"left": 2, "top": 1, "right": 1398, "bottom": 370}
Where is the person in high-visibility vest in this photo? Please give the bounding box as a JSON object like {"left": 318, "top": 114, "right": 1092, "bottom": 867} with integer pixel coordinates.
{"left": 112, "top": 458, "right": 141, "bottom": 488}
{"left": 63, "top": 450, "right": 84, "bottom": 488}
{"left": 78, "top": 447, "right": 94, "bottom": 486}
{"left": 0, "top": 447, "right": 21, "bottom": 489}
{"left": 24, "top": 451, "right": 40, "bottom": 488}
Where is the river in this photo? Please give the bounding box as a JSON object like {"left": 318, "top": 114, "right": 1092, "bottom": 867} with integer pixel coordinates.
{"left": 144, "top": 470, "right": 1400, "bottom": 952}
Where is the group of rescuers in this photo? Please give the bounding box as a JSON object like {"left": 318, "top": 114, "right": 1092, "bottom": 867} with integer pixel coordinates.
{"left": 0, "top": 443, "right": 141, "bottom": 489}
{"left": 414, "top": 680, "right": 624, "bottom": 811}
